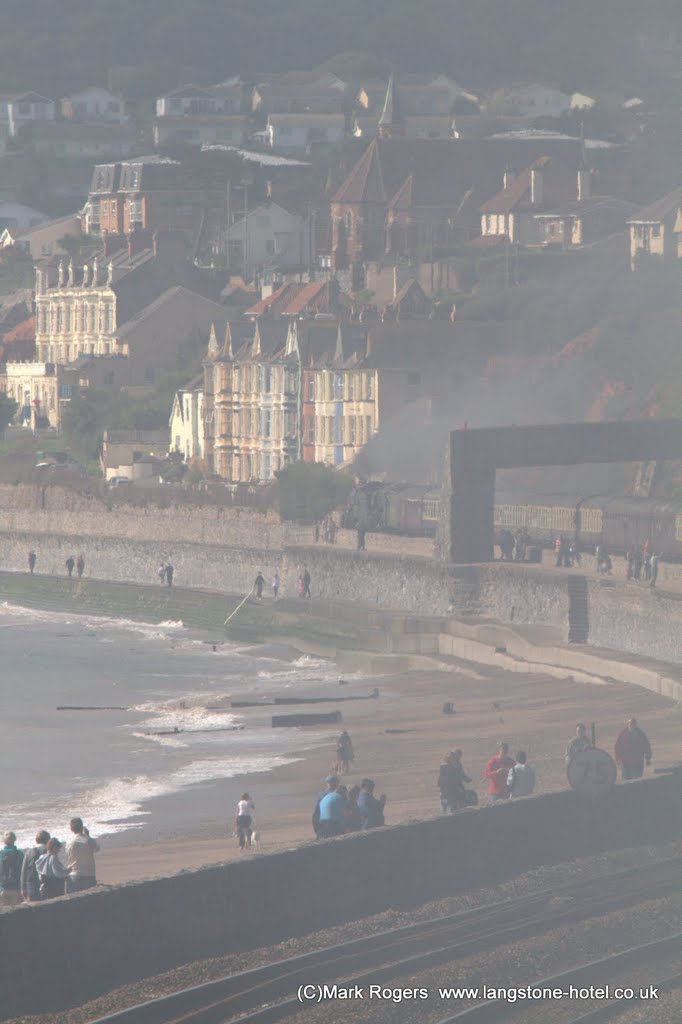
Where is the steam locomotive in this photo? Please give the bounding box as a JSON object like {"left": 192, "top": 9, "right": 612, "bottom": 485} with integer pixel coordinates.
{"left": 342, "top": 483, "right": 682, "bottom": 559}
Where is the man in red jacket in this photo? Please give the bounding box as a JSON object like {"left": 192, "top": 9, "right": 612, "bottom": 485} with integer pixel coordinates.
{"left": 485, "top": 743, "right": 516, "bottom": 801}
{"left": 614, "top": 718, "right": 652, "bottom": 780}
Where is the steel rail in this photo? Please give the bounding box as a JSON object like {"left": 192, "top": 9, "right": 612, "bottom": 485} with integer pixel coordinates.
{"left": 86, "top": 857, "right": 682, "bottom": 1024}
{"left": 438, "top": 933, "right": 682, "bottom": 1022}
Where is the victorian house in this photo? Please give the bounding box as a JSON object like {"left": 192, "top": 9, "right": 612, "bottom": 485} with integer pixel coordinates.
{"left": 330, "top": 135, "right": 587, "bottom": 283}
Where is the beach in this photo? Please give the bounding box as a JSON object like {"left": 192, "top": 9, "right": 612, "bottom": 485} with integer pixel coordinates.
{"left": 1, "top": 599, "right": 680, "bottom": 887}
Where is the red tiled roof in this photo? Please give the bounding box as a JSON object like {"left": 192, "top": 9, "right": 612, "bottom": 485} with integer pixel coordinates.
{"left": 244, "top": 281, "right": 331, "bottom": 318}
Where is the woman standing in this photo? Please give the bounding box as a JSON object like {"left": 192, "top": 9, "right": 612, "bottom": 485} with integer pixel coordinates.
{"left": 36, "top": 838, "right": 70, "bottom": 899}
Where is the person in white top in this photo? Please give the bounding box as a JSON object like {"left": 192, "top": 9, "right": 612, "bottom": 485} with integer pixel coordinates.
{"left": 235, "top": 793, "right": 255, "bottom": 850}
{"left": 65, "top": 817, "right": 100, "bottom": 893}
{"left": 507, "top": 751, "right": 536, "bottom": 798}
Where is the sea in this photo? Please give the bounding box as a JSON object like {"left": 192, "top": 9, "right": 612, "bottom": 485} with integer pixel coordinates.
{"left": 0, "top": 602, "right": 346, "bottom": 847}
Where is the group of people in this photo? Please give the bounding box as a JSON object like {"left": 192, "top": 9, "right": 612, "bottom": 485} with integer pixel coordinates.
{"left": 498, "top": 529, "right": 532, "bottom": 562}
{"left": 157, "top": 562, "right": 174, "bottom": 587}
{"left": 26, "top": 551, "right": 86, "bottom": 578}
{"left": 251, "top": 568, "right": 311, "bottom": 600}
{"left": 314, "top": 514, "right": 338, "bottom": 545}
{"left": 0, "top": 817, "right": 99, "bottom": 906}
{"left": 439, "top": 718, "right": 653, "bottom": 815}
{"left": 625, "top": 544, "right": 660, "bottom": 586}
{"left": 439, "top": 743, "right": 535, "bottom": 811}
{"left": 313, "top": 775, "right": 386, "bottom": 838}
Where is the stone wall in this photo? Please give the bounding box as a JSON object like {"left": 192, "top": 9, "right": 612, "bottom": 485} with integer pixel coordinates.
{"left": 1, "top": 774, "right": 679, "bottom": 1018}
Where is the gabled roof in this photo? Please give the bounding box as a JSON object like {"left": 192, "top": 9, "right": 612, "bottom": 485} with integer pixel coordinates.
{"left": 244, "top": 280, "right": 332, "bottom": 319}
{"left": 479, "top": 156, "right": 577, "bottom": 214}
{"left": 113, "top": 286, "right": 227, "bottom": 341}
{"left": 332, "top": 137, "right": 585, "bottom": 211}
{"left": 627, "top": 186, "right": 682, "bottom": 224}
{"left": 333, "top": 139, "right": 386, "bottom": 204}
{"left": 388, "top": 174, "right": 413, "bottom": 211}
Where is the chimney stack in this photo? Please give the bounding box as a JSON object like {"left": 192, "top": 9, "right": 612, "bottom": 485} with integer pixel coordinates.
{"left": 530, "top": 165, "right": 544, "bottom": 206}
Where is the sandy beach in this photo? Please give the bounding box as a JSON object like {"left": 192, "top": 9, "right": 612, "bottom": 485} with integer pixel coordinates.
{"left": 95, "top": 656, "right": 681, "bottom": 886}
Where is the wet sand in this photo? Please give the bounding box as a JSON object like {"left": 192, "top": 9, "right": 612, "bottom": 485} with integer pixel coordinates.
{"left": 96, "top": 660, "right": 682, "bottom": 885}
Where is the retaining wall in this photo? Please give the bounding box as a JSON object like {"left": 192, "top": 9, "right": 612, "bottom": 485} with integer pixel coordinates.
{"left": 1, "top": 531, "right": 681, "bottom": 664}
{"left": 2, "top": 774, "right": 680, "bottom": 1018}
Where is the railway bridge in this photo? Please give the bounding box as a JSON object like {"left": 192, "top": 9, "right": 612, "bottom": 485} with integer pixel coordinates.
{"left": 441, "top": 419, "right": 682, "bottom": 563}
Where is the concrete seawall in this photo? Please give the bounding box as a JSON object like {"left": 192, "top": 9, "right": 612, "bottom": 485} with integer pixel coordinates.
{"left": 2, "top": 527, "right": 681, "bottom": 665}
{"left": 2, "top": 774, "right": 680, "bottom": 1018}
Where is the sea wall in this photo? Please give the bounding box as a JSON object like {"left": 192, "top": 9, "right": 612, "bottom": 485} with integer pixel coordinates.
{"left": 2, "top": 774, "right": 680, "bottom": 1018}
{"left": 1, "top": 529, "right": 681, "bottom": 664}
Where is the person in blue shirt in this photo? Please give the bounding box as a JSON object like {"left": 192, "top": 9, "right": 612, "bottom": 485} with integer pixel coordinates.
{"left": 357, "top": 778, "right": 386, "bottom": 830}
{"left": 317, "top": 780, "right": 348, "bottom": 838}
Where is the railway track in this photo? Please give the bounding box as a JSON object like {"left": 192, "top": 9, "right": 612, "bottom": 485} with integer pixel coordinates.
{"left": 88, "top": 857, "right": 681, "bottom": 1024}
{"left": 440, "top": 932, "right": 682, "bottom": 1022}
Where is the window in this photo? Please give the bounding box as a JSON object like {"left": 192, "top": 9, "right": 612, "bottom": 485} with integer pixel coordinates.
{"left": 348, "top": 375, "right": 355, "bottom": 400}
{"left": 264, "top": 366, "right": 272, "bottom": 392}
{"left": 365, "top": 415, "right": 372, "bottom": 439}
{"left": 349, "top": 417, "right": 356, "bottom": 444}
{"left": 333, "top": 373, "right": 344, "bottom": 400}
{"left": 366, "top": 374, "right": 374, "bottom": 399}
{"left": 652, "top": 224, "right": 661, "bottom": 238}
{"left": 307, "top": 376, "right": 315, "bottom": 401}
{"left": 305, "top": 416, "right": 314, "bottom": 444}
{"left": 263, "top": 410, "right": 271, "bottom": 437}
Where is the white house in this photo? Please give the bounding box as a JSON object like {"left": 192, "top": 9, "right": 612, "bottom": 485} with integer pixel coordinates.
{"left": 61, "top": 87, "right": 127, "bottom": 123}
{"left": 224, "top": 201, "right": 310, "bottom": 273}
{"left": 514, "top": 84, "right": 572, "bottom": 118}
{"left": 169, "top": 377, "right": 204, "bottom": 461}
{"left": 0, "top": 201, "right": 48, "bottom": 231}
{"left": 0, "top": 213, "right": 81, "bottom": 259}
{"left": 266, "top": 114, "right": 345, "bottom": 153}
{"left": 0, "top": 92, "right": 55, "bottom": 136}
{"left": 154, "top": 114, "right": 248, "bottom": 148}
{"left": 156, "top": 80, "right": 243, "bottom": 118}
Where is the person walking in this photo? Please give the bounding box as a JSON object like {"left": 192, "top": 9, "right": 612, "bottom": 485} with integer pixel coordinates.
{"left": 235, "top": 792, "right": 255, "bottom": 849}
{"left": 615, "top": 718, "right": 652, "bottom": 780}
{"left": 271, "top": 571, "right": 280, "bottom": 600}
{"left": 566, "top": 723, "right": 591, "bottom": 765}
{"left": 28, "top": 550, "right": 37, "bottom": 575}
{"left": 650, "top": 553, "right": 659, "bottom": 587}
{"left": 76, "top": 554, "right": 85, "bottom": 579}
{"left": 165, "top": 563, "right": 174, "bottom": 588}
{"left": 302, "top": 568, "right": 311, "bottom": 598}
{"left": 254, "top": 572, "right": 265, "bottom": 600}
{"left": 21, "top": 829, "right": 50, "bottom": 902}
{"left": 64, "top": 817, "right": 99, "bottom": 893}
{"left": 507, "top": 751, "right": 536, "bottom": 798}
{"left": 65, "top": 555, "right": 75, "bottom": 578}
{"left": 158, "top": 562, "right": 166, "bottom": 585}
{"left": 0, "top": 832, "right": 24, "bottom": 907}
{"left": 357, "top": 525, "right": 366, "bottom": 551}
{"left": 484, "top": 743, "right": 515, "bottom": 801}
{"left": 336, "top": 730, "right": 354, "bottom": 774}
{"left": 36, "top": 838, "right": 70, "bottom": 899}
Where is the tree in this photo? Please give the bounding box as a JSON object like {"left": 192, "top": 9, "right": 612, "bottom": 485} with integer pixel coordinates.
{"left": 61, "top": 389, "right": 107, "bottom": 462}
{"left": 275, "top": 461, "right": 352, "bottom": 523}
{"left": 0, "top": 393, "right": 18, "bottom": 437}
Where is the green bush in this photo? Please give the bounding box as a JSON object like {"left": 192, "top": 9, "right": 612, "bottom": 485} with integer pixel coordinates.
{"left": 275, "top": 461, "right": 352, "bottom": 523}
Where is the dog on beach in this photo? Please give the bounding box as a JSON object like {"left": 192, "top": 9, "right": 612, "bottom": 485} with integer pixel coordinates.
{"left": 249, "top": 830, "right": 261, "bottom": 849}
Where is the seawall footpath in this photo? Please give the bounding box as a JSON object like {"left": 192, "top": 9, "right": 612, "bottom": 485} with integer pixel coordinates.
{"left": 0, "top": 482, "right": 681, "bottom": 666}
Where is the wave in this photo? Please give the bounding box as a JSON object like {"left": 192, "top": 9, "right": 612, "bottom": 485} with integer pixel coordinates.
{"left": 0, "top": 601, "right": 185, "bottom": 641}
